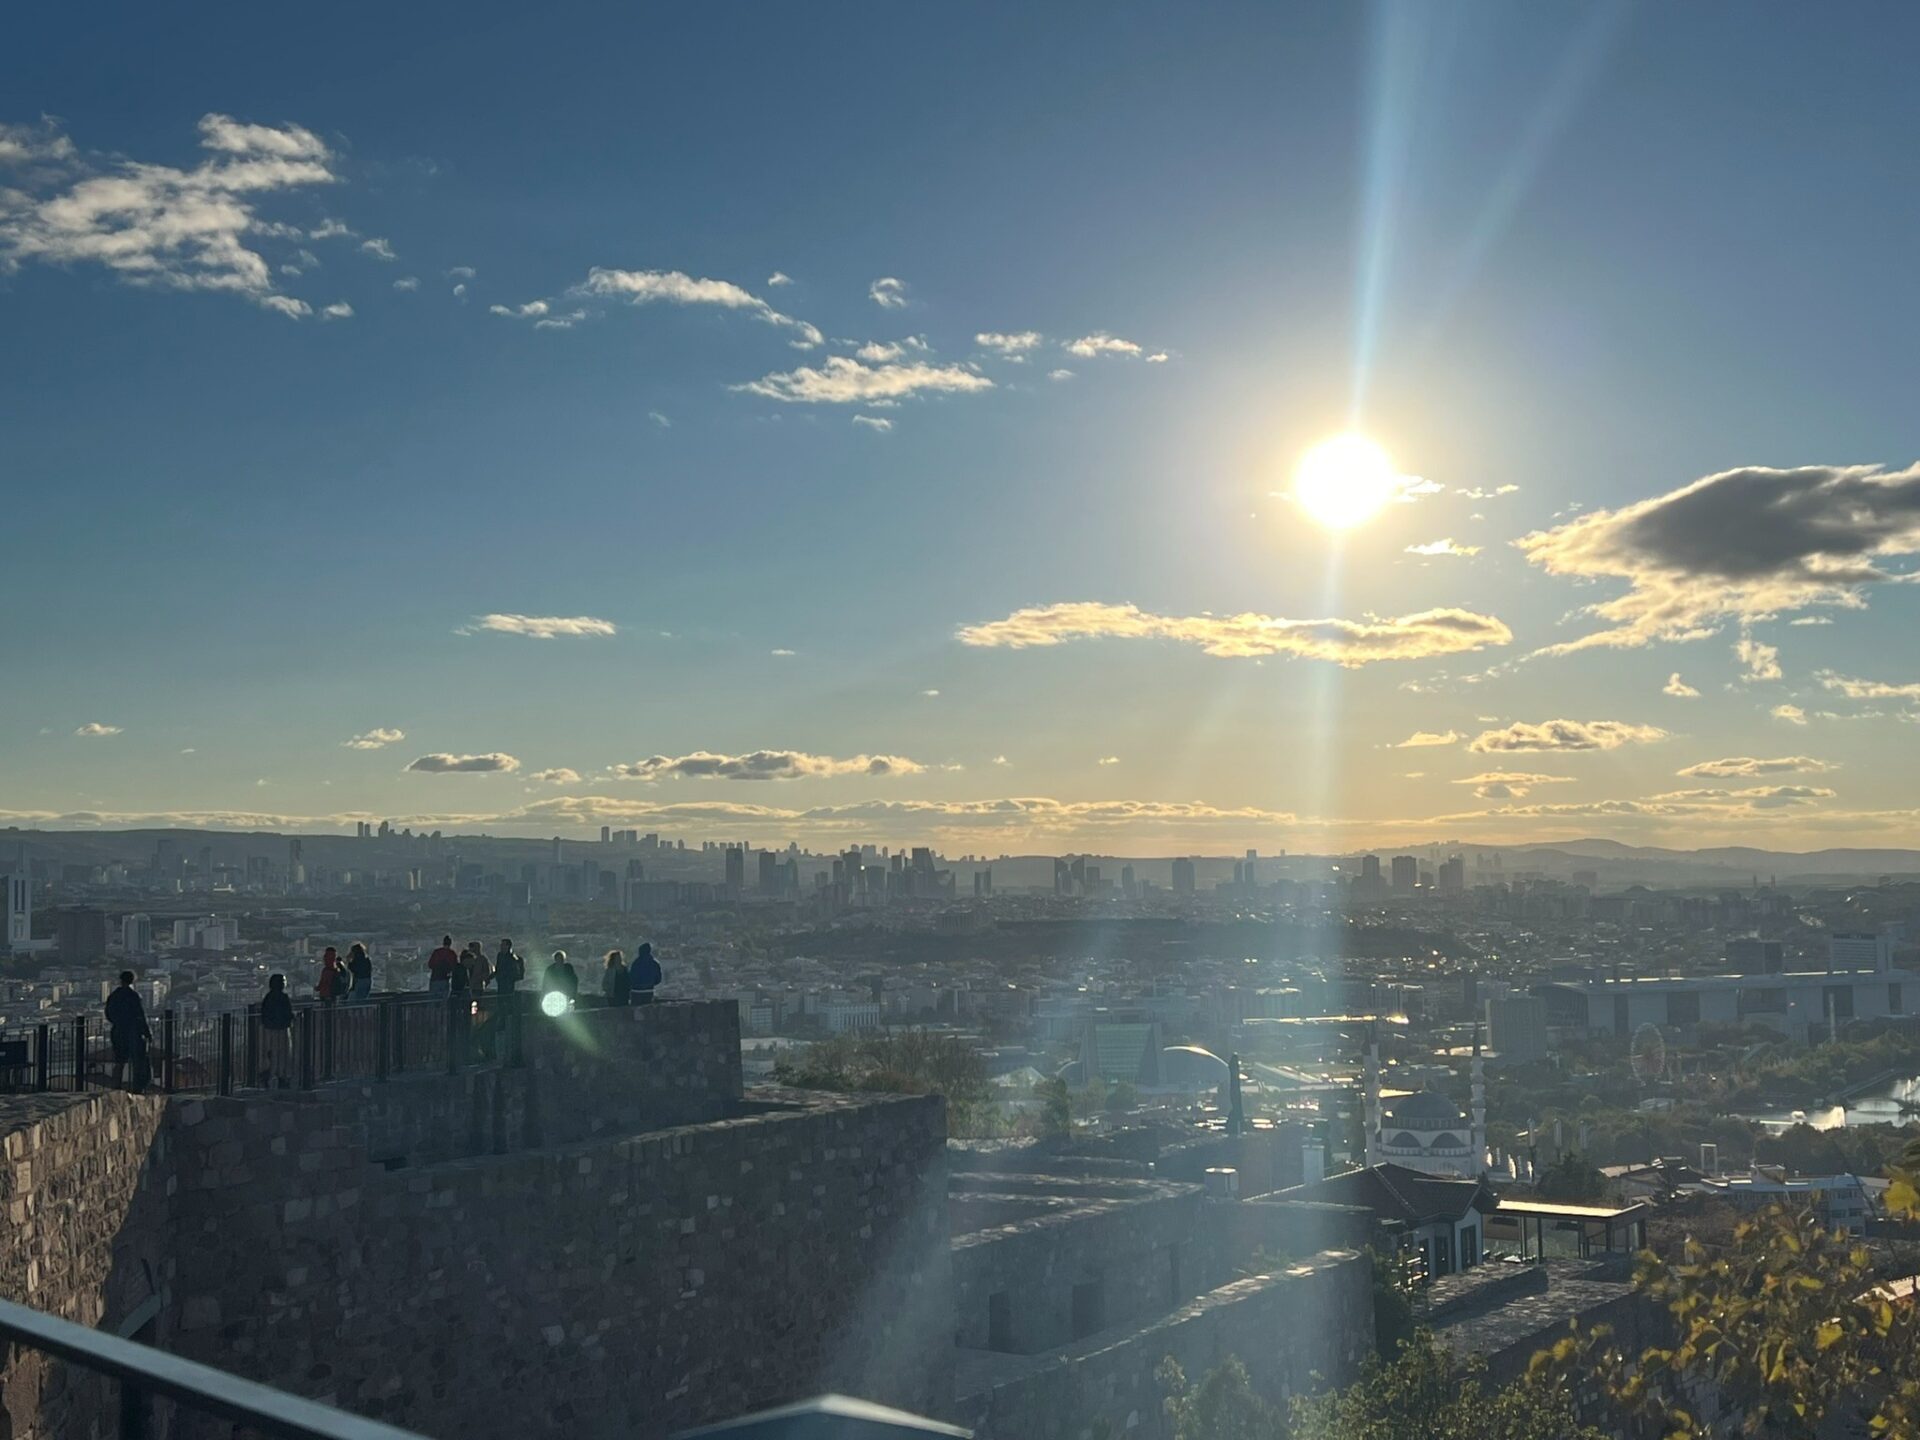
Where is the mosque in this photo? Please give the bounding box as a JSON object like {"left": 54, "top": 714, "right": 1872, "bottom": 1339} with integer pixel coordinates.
{"left": 1361, "top": 1031, "right": 1488, "bottom": 1178}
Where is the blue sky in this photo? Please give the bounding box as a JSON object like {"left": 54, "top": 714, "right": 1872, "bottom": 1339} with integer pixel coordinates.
{"left": 6, "top": 2, "right": 1920, "bottom": 851}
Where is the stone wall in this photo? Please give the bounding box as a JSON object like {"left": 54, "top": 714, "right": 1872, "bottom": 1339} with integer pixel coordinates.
{"left": 0, "top": 1092, "right": 171, "bottom": 1440}
{"left": 954, "top": 1250, "right": 1371, "bottom": 1440}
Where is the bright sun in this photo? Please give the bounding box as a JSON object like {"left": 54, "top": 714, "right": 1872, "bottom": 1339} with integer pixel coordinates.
{"left": 1291, "top": 433, "right": 1400, "bottom": 530}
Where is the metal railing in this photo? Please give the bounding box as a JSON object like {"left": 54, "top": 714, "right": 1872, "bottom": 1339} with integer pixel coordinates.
{"left": 0, "top": 990, "right": 536, "bottom": 1098}
{"left": 0, "top": 1292, "right": 428, "bottom": 1440}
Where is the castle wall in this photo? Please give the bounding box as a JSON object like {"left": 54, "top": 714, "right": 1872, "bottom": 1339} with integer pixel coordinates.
{"left": 0, "top": 1092, "right": 172, "bottom": 1440}
{"left": 954, "top": 1251, "right": 1371, "bottom": 1440}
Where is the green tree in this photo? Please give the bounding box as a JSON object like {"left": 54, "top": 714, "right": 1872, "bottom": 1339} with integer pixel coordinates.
{"left": 1158, "top": 1355, "right": 1284, "bottom": 1440}
{"left": 1037, "top": 1077, "right": 1073, "bottom": 1139}
{"left": 1533, "top": 1151, "right": 1606, "bottom": 1203}
{"left": 1290, "top": 1337, "right": 1598, "bottom": 1440}
{"left": 1105, "top": 1080, "right": 1138, "bottom": 1114}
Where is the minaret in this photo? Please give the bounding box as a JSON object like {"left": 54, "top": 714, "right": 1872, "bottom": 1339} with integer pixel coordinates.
{"left": 1470, "top": 1023, "right": 1487, "bottom": 1176}
{"left": 1363, "top": 1025, "right": 1383, "bottom": 1167}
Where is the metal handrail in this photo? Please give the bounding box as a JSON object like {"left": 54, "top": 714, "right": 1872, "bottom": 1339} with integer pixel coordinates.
{"left": 0, "top": 1293, "right": 427, "bottom": 1440}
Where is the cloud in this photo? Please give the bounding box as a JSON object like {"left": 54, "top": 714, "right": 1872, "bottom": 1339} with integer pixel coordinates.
{"left": 1453, "top": 771, "right": 1575, "bottom": 800}
{"left": 648, "top": 411, "right": 671, "bottom": 428}
{"left": 1063, "top": 333, "right": 1146, "bottom": 358}
{"left": 1456, "top": 485, "right": 1521, "bottom": 500}
{"left": 534, "top": 310, "right": 584, "bottom": 330}
{"left": 320, "top": 301, "right": 352, "bottom": 319}
{"left": 308, "top": 218, "right": 353, "bottom": 240}
{"left": 1405, "top": 538, "right": 1481, "bottom": 558}
{"left": 920, "top": 689, "right": 940, "bottom": 698}
{"left": 407, "top": 753, "right": 521, "bottom": 774}
{"left": 1789, "top": 616, "right": 1834, "bottom": 626}
{"left": 855, "top": 340, "right": 905, "bottom": 363}
{"left": 0, "top": 113, "right": 338, "bottom": 317}
{"left": 1096, "top": 756, "right": 1120, "bottom": 767}
{"left": 393, "top": 275, "right": 419, "bottom": 291}
{"left": 1048, "top": 368, "right": 1075, "bottom": 382}
{"left": 359, "top": 237, "right": 395, "bottom": 261}
{"left": 1733, "top": 633, "right": 1781, "bottom": 682}
{"left": 342, "top": 727, "right": 405, "bottom": 751}
{"left": 851, "top": 414, "right": 892, "bottom": 432}
{"left": 1468, "top": 719, "right": 1668, "bottom": 753}
{"left": 464, "top": 613, "right": 616, "bottom": 639}
{"left": 1517, "top": 463, "right": 1920, "bottom": 654}
{"left": 610, "top": 750, "right": 927, "bottom": 782}
{"left": 957, "top": 601, "right": 1512, "bottom": 666}
{"left": 74, "top": 722, "right": 122, "bottom": 737}
{"left": 1816, "top": 671, "right": 1920, "bottom": 700}
{"left": 528, "top": 768, "right": 582, "bottom": 786}
{"left": 1645, "top": 785, "right": 1836, "bottom": 808}
{"left": 767, "top": 271, "right": 792, "bottom": 287}
{"left": 735, "top": 355, "right": 992, "bottom": 406}
{"left": 447, "top": 265, "right": 476, "bottom": 279}
{"left": 976, "top": 331, "right": 1042, "bottom": 359}
{"left": 770, "top": 648, "right": 796, "bottom": 657}
{"left": 490, "top": 300, "right": 549, "bottom": 319}
{"left": 868, "top": 276, "right": 907, "bottom": 309}
{"left": 1394, "top": 730, "right": 1462, "bottom": 748}
{"left": 1663, "top": 672, "right": 1701, "bottom": 698}
{"left": 580, "top": 267, "right": 822, "bottom": 347}
{"left": 1676, "top": 755, "right": 1835, "bottom": 779}
{"left": 991, "top": 755, "right": 1011, "bottom": 767}
{"left": 1772, "top": 704, "right": 1809, "bottom": 725}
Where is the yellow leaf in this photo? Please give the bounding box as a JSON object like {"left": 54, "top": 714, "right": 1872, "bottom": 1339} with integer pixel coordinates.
{"left": 1816, "top": 1321, "right": 1843, "bottom": 1351}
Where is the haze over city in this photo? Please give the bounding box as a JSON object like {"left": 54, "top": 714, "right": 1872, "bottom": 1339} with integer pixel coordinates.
{"left": 8, "top": 3, "right": 1920, "bottom": 855}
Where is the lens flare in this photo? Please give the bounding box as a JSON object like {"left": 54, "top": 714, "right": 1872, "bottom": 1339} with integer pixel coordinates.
{"left": 1291, "top": 434, "right": 1400, "bottom": 530}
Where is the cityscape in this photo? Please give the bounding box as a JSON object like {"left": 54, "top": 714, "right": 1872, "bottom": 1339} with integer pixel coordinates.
{"left": 10, "top": 2, "right": 1920, "bottom": 1438}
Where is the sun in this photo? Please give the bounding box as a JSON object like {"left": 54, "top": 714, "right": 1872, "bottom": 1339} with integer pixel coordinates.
{"left": 1291, "top": 433, "right": 1400, "bottom": 530}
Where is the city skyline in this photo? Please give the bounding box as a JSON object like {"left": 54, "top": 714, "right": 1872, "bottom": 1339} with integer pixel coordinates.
{"left": 8, "top": 4, "right": 1920, "bottom": 851}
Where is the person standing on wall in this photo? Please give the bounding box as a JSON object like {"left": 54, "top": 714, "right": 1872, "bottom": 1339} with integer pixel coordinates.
{"left": 602, "top": 949, "right": 630, "bottom": 1006}
{"left": 465, "top": 940, "right": 493, "bottom": 994}
{"left": 259, "top": 974, "right": 294, "bottom": 1089}
{"left": 629, "top": 942, "right": 662, "bottom": 1005}
{"left": 105, "top": 971, "right": 151, "bottom": 1091}
{"left": 427, "top": 935, "right": 459, "bottom": 997}
{"left": 316, "top": 947, "right": 349, "bottom": 1003}
{"left": 346, "top": 942, "right": 373, "bottom": 1003}
{"left": 494, "top": 938, "right": 523, "bottom": 997}
{"left": 543, "top": 950, "right": 579, "bottom": 1004}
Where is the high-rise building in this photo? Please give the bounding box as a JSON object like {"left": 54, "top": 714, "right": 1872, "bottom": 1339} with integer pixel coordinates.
{"left": 973, "top": 869, "right": 992, "bottom": 898}
{"left": 1171, "top": 857, "right": 1196, "bottom": 895}
{"left": 757, "top": 850, "right": 778, "bottom": 894}
{"left": 724, "top": 847, "right": 745, "bottom": 895}
{"left": 601, "top": 826, "right": 612, "bottom": 844}
{"left": 121, "top": 912, "right": 153, "bottom": 954}
{"left": 1121, "top": 864, "right": 1136, "bottom": 897}
{"left": 1437, "top": 855, "right": 1465, "bottom": 894}
{"left": 1, "top": 872, "right": 29, "bottom": 951}
{"left": 1390, "top": 855, "right": 1417, "bottom": 894}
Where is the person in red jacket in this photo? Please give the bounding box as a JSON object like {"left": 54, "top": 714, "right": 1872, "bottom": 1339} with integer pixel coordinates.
{"left": 427, "top": 935, "right": 458, "bottom": 997}
{"left": 316, "top": 947, "right": 349, "bottom": 1003}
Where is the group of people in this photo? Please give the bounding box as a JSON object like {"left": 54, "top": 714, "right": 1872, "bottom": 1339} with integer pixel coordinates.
{"left": 103, "top": 931, "right": 670, "bottom": 1095}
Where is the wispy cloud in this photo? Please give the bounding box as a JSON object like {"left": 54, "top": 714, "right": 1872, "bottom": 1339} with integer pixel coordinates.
{"left": 766, "top": 271, "right": 792, "bottom": 287}
{"left": 957, "top": 601, "right": 1512, "bottom": 666}
{"left": 1733, "top": 632, "right": 1781, "bottom": 682}
{"left": 1676, "top": 755, "right": 1834, "bottom": 779}
{"left": 1453, "top": 770, "right": 1574, "bottom": 799}
{"left": 1405, "top": 538, "right": 1481, "bottom": 558}
{"left": 851, "top": 414, "right": 892, "bottom": 432}
{"left": 359, "top": 237, "right": 396, "bottom": 261}
{"left": 1518, "top": 463, "right": 1920, "bottom": 654}
{"left": 528, "top": 768, "right": 582, "bottom": 785}
{"left": 579, "top": 267, "right": 823, "bottom": 347}
{"left": 0, "top": 113, "right": 339, "bottom": 318}
{"left": 1048, "top": 368, "right": 1074, "bottom": 382}
{"left": 407, "top": 753, "right": 521, "bottom": 774}
{"left": 868, "top": 276, "right": 908, "bottom": 309}
{"left": 648, "top": 411, "right": 671, "bottom": 428}
{"left": 610, "top": 750, "right": 926, "bottom": 782}
{"left": 735, "top": 356, "right": 992, "bottom": 405}
{"left": 463, "top": 614, "right": 616, "bottom": 639}
{"left": 393, "top": 275, "right": 419, "bottom": 291}
{"left": 976, "top": 331, "right": 1043, "bottom": 359}
{"left": 1816, "top": 671, "right": 1920, "bottom": 700}
{"left": 74, "top": 722, "right": 122, "bottom": 738}
{"left": 342, "top": 727, "right": 405, "bottom": 751}
{"left": 1664, "top": 672, "right": 1701, "bottom": 698}
{"left": 320, "top": 301, "right": 352, "bottom": 320}
{"left": 1468, "top": 719, "right": 1667, "bottom": 753}
{"left": 1394, "top": 730, "right": 1462, "bottom": 748}
{"left": 1096, "top": 755, "right": 1120, "bottom": 767}
{"left": 1772, "top": 704, "right": 1809, "bottom": 725}
{"left": 1063, "top": 332, "right": 1145, "bottom": 358}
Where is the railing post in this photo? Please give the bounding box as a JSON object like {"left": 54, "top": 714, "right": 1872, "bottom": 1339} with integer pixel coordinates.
{"left": 34, "top": 1022, "right": 49, "bottom": 1092}
{"left": 375, "top": 999, "right": 391, "bottom": 1081}
{"left": 298, "top": 1008, "right": 315, "bottom": 1091}
{"left": 445, "top": 994, "right": 459, "bottom": 1074}
{"left": 392, "top": 1000, "right": 405, "bottom": 1075}
{"left": 118, "top": 1373, "right": 147, "bottom": 1440}
{"left": 71, "top": 1015, "right": 87, "bottom": 1091}
{"left": 216, "top": 1013, "right": 234, "bottom": 1097}
{"left": 323, "top": 1004, "right": 336, "bottom": 1082}
{"left": 161, "top": 1009, "right": 176, "bottom": 1093}
{"left": 243, "top": 1006, "right": 259, "bottom": 1090}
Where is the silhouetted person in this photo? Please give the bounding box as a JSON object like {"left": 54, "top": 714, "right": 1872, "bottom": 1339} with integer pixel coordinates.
{"left": 427, "top": 935, "right": 459, "bottom": 997}
{"left": 450, "top": 947, "right": 472, "bottom": 998}
{"left": 346, "top": 942, "right": 373, "bottom": 1003}
{"left": 316, "top": 946, "right": 348, "bottom": 1003}
{"left": 494, "top": 939, "right": 523, "bottom": 996}
{"left": 105, "top": 971, "right": 151, "bottom": 1091}
{"left": 629, "top": 942, "right": 662, "bottom": 1006}
{"left": 602, "top": 949, "right": 630, "bottom": 1006}
{"left": 543, "top": 950, "right": 579, "bottom": 1003}
{"left": 260, "top": 974, "right": 294, "bottom": 1089}
{"left": 465, "top": 940, "right": 493, "bottom": 993}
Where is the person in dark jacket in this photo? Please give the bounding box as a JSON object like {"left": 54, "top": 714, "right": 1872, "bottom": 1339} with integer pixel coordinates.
{"left": 259, "top": 974, "right": 295, "bottom": 1088}
{"left": 316, "top": 946, "right": 349, "bottom": 1003}
{"left": 427, "top": 936, "right": 459, "bottom": 997}
{"left": 628, "top": 942, "right": 663, "bottom": 1005}
{"left": 602, "top": 950, "right": 631, "bottom": 1006}
{"left": 494, "top": 940, "right": 523, "bottom": 995}
{"left": 104, "top": 972, "right": 151, "bottom": 1091}
{"left": 543, "top": 950, "right": 579, "bottom": 1004}
{"left": 345, "top": 943, "right": 373, "bottom": 1003}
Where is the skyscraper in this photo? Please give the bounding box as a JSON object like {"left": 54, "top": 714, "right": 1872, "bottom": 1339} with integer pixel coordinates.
{"left": 1171, "top": 857, "right": 1196, "bottom": 895}
{"left": 1390, "top": 855, "right": 1417, "bottom": 894}
{"left": 757, "top": 849, "right": 778, "bottom": 894}
{"left": 1, "top": 872, "right": 28, "bottom": 951}
{"left": 725, "top": 847, "right": 746, "bottom": 894}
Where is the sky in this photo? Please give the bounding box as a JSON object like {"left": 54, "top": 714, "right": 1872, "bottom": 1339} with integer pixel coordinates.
{"left": 6, "top": 2, "right": 1920, "bottom": 854}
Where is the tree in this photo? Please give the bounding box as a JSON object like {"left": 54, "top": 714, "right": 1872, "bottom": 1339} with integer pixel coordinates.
{"left": 1037, "top": 1077, "right": 1073, "bottom": 1139}
{"left": 1290, "top": 1337, "right": 1599, "bottom": 1440}
{"left": 1544, "top": 1204, "right": 1920, "bottom": 1436}
{"left": 1105, "top": 1079, "right": 1138, "bottom": 1114}
{"left": 1158, "top": 1356, "right": 1284, "bottom": 1440}
{"left": 1533, "top": 1151, "right": 1606, "bottom": 1203}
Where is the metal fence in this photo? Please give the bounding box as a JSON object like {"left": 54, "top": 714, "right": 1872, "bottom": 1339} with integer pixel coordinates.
{"left": 0, "top": 990, "right": 532, "bottom": 1098}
